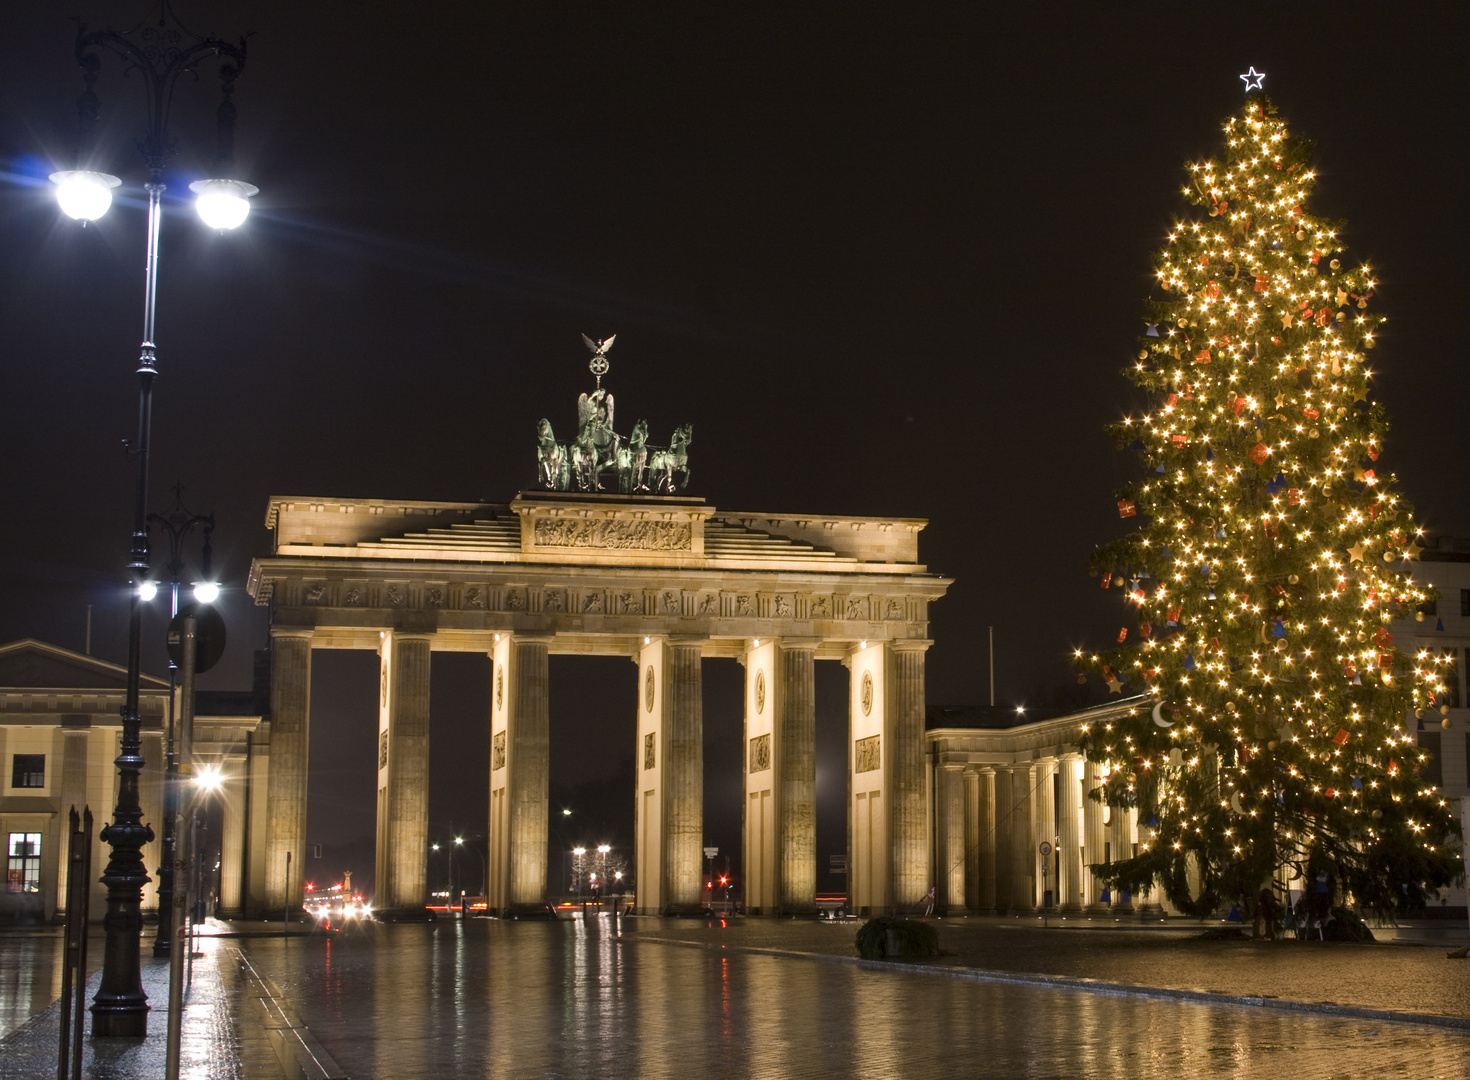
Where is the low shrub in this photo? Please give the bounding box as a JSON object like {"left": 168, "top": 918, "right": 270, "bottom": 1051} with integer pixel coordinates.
{"left": 855, "top": 916, "right": 939, "bottom": 960}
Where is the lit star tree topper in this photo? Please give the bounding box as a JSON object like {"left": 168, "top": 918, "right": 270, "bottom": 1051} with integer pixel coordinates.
{"left": 1077, "top": 87, "right": 1463, "bottom": 923}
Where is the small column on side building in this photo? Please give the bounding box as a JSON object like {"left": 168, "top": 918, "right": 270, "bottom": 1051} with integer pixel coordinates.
{"left": 265, "top": 630, "right": 312, "bottom": 913}
{"left": 217, "top": 756, "right": 247, "bottom": 918}
{"left": 976, "top": 767, "right": 997, "bottom": 913}
{"left": 963, "top": 768, "right": 981, "bottom": 912}
{"left": 1008, "top": 764, "right": 1034, "bottom": 914}
{"left": 1032, "top": 757, "right": 1058, "bottom": 911}
{"left": 1082, "top": 756, "right": 1109, "bottom": 914}
{"left": 1058, "top": 754, "right": 1084, "bottom": 914}
{"left": 488, "top": 633, "right": 551, "bottom": 915}
{"left": 937, "top": 764, "right": 966, "bottom": 914}
{"left": 57, "top": 725, "right": 89, "bottom": 920}
{"left": 991, "top": 766, "right": 1012, "bottom": 914}
{"left": 1108, "top": 804, "right": 1135, "bottom": 913}
{"left": 245, "top": 726, "right": 271, "bottom": 918}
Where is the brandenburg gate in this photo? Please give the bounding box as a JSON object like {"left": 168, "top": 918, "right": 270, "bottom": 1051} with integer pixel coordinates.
{"left": 246, "top": 338, "right": 950, "bottom": 916}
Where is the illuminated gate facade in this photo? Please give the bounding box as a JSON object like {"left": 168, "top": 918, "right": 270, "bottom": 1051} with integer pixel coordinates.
{"left": 247, "top": 491, "right": 949, "bottom": 915}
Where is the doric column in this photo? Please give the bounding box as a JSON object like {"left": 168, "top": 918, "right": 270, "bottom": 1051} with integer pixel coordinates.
{"left": 512, "top": 635, "right": 552, "bottom": 910}
{"left": 890, "top": 642, "right": 929, "bottom": 910}
{"left": 245, "top": 727, "right": 270, "bottom": 917}
{"left": 777, "top": 642, "right": 817, "bottom": 915}
{"left": 1083, "top": 756, "right": 1108, "bottom": 913}
{"left": 375, "top": 632, "right": 432, "bottom": 913}
{"left": 1058, "top": 754, "right": 1084, "bottom": 913}
{"left": 937, "top": 764, "right": 966, "bottom": 913}
{"left": 991, "top": 766, "right": 1012, "bottom": 914}
{"left": 976, "top": 767, "right": 997, "bottom": 913}
{"left": 58, "top": 726, "right": 89, "bottom": 919}
{"left": 663, "top": 639, "right": 704, "bottom": 911}
{"left": 217, "top": 757, "right": 246, "bottom": 917}
{"left": 265, "top": 630, "right": 312, "bottom": 911}
{"left": 1033, "top": 757, "right": 1057, "bottom": 910}
{"left": 633, "top": 636, "right": 705, "bottom": 914}
{"left": 1008, "top": 764, "right": 1033, "bottom": 913}
{"left": 963, "top": 768, "right": 981, "bottom": 912}
{"left": 1108, "top": 804, "right": 1135, "bottom": 912}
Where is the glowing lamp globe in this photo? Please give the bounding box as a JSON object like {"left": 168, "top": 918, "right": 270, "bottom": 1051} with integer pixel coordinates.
{"left": 192, "top": 581, "right": 221, "bottom": 604}
{"left": 50, "top": 170, "right": 121, "bottom": 222}
{"left": 137, "top": 580, "right": 160, "bottom": 602}
{"left": 189, "top": 178, "right": 259, "bottom": 230}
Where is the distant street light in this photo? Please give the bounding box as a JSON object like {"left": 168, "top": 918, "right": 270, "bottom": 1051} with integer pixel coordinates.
{"left": 147, "top": 488, "right": 215, "bottom": 959}
{"left": 48, "top": 5, "right": 256, "bottom": 1038}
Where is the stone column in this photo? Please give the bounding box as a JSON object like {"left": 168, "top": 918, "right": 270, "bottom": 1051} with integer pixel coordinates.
{"left": 245, "top": 727, "right": 270, "bottom": 918}
{"left": 1108, "top": 804, "right": 1135, "bottom": 913}
{"left": 508, "top": 636, "right": 550, "bottom": 909}
{"left": 847, "top": 643, "right": 888, "bottom": 915}
{"left": 58, "top": 726, "right": 89, "bottom": 919}
{"left": 376, "top": 632, "right": 432, "bottom": 914}
{"left": 938, "top": 765, "right": 966, "bottom": 913}
{"left": 777, "top": 642, "right": 817, "bottom": 915}
{"left": 663, "top": 639, "right": 704, "bottom": 911}
{"left": 991, "top": 766, "right": 1012, "bottom": 914}
{"left": 976, "top": 767, "right": 997, "bottom": 913}
{"left": 890, "top": 642, "right": 929, "bottom": 910}
{"left": 1008, "top": 765, "right": 1034, "bottom": 913}
{"left": 217, "top": 757, "right": 247, "bottom": 917}
{"left": 1033, "top": 758, "right": 1057, "bottom": 910}
{"left": 265, "top": 630, "right": 312, "bottom": 911}
{"left": 963, "top": 769, "right": 981, "bottom": 912}
{"left": 1083, "top": 757, "right": 1108, "bottom": 913}
{"left": 1058, "top": 754, "right": 1083, "bottom": 913}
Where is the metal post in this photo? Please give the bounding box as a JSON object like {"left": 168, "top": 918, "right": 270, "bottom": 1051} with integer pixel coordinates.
{"left": 72, "top": 809, "right": 91, "bottom": 1080}
{"left": 57, "top": 809, "right": 79, "bottom": 1080}
{"left": 165, "top": 615, "right": 196, "bottom": 1080}
{"left": 283, "top": 851, "right": 291, "bottom": 938}
{"left": 91, "top": 178, "right": 163, "bottom": 1039}
{"left": 64, "top": 10, "right": 250, "bottom": 1035}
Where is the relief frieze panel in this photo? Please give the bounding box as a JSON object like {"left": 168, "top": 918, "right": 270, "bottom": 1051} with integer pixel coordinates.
{"left": 533, "top": 518, "right": 692, "bottom": 551}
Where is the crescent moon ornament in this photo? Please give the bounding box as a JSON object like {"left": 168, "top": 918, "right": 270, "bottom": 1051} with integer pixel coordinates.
{"left": 1152, "top": 701, "right": 1174, "bottom": 728}
{"left": 1230, "top": 791, "right": 1245, "bottom": 815}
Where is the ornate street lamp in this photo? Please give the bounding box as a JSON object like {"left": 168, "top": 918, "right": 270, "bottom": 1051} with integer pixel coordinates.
{"left": 145, "top": 486, "right": 214, "bottom": 957}
{"left": 49, "top": 3, "right": 255, "bottom": 1038}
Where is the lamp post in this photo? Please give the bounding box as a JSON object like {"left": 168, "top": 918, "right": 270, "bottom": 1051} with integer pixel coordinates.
{"left": 50, "top": 5, "right": 256, "bottom": 1038}
{"left": 148, "top": 486, "right": 215, "bottom": 957}
{"left": 455, "top": 836, "right": 486, "bottom": 908}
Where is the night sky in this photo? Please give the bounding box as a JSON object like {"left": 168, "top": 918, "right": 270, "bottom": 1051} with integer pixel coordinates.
{"left": 3, "top": 3, "right": 1468, "bottom": 893}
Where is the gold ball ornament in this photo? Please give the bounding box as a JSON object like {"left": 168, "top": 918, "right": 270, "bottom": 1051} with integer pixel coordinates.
{"left": 1330, "top": 258, "right": 1341, "bottom": 270}
{"left": 1139, "top": 350, "right": 1149, "bottom": 360}
{"left": 1443, "top": 717, "right": 1453, "bottom": 730}
{"left": 1440, "top": 704, "right": 1450, "bottom": 716}
{"left": 1288, "top": 574, "right": 1299, "bottom": 585}
{"left": 1295, "top": 230, "right": 1306, "bottom": 240}
{"left": 1372, "top": 809, "right": 1383, "bottom": 820}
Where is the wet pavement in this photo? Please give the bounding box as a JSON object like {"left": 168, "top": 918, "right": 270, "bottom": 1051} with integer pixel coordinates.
{"left": 1, "top": 914, "right": 1467, "bottom": 1078}
{"left": 0, "top": 928, "right": 274, "bottom": 1080}
{"left": 628, "top": 913, "right": 1470, "bottom": 1025}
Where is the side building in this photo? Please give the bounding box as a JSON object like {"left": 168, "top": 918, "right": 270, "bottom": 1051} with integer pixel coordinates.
{"left": 0, "top": 638, "right": 262, "bottom": 924}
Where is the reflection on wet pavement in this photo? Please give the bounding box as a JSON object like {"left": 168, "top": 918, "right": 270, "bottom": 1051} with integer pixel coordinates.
{"left": 238, "top": 916, "right": 1470, "bottom": 1079}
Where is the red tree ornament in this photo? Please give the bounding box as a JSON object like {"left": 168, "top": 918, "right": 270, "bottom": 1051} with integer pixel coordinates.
{"left": 1118, "top": 499, "right": 1137, "bottom": 518}
{"left": 1250, "top": 442, "right": 1271, "bottom": 464}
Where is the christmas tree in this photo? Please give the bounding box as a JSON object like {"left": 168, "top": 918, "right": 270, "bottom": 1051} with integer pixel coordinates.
{"left": 1078, "top": 75, "right": 1463, "bottom": 922}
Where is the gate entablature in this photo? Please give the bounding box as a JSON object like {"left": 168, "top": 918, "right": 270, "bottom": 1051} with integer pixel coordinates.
{"left": 249, "top": 493, "right": 947, "bottom": 656}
